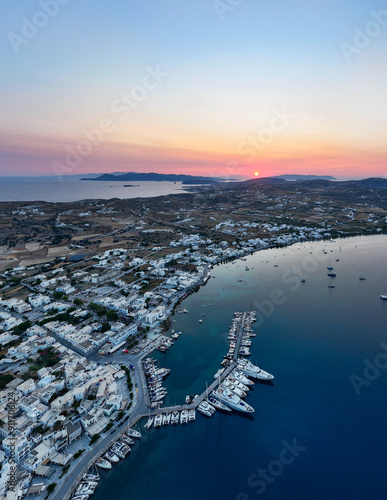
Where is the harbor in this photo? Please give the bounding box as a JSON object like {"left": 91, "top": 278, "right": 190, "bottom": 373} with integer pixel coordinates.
{"left": 63, "top": 310, "right": 274, "bottom": 499}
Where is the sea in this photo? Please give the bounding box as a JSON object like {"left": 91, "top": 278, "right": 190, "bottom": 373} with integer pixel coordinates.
{"left": 0, "top": 177, "right": 188, "bottom": 202}
{"left": 91, "top": 235, "right": 387, "bottom": 500}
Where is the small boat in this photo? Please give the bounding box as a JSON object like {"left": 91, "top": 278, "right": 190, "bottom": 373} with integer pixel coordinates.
{"left": 380, "top": 294, "right": 387, "bottom": 300}
{"left": 214, "top": 368, "right": 224, "bottom": 379}
{"left": 104, "top": 451, "right": 119, "bottom": 463}
{"left": 327, "top": 271, "right": 336, "bottom": 277}
{"left": 154, "top": 414, "right": 163, "bottom": 428}
{"left": 162, "top": 413, "right": 171, "bottom": 425}
{"left": 96, "top": 458, "right": 112, "bottom": 470}
{"left": 144, "top": 416, "right": 154, "bottom": 429}
{"left": 301, "top": 278, "right": 306, "bottom": 283}
{"left": 359, "top": 274, "right": 365, "bottom": 280}
{"left": 198, "top": 401, "right": 215, "bottom": 417}
{"left": 185, "top": 395, "right": 191, "bottom": 404}
{"left": 122, "top": 435, "right": 134, "bottom": 446}
{"left": 199, "top": 319, "right": 203, "bottom": 323}
{"left": 180, "top": 410, "right": 188, "bottom": 424}
{"left": 82, "top": 473, "right": 100, "bottom": 482}
{"left": 328, "top": 284, "right": 335, "bottom": 288}
{"left": 171, "top": 411, "right": 179, "bottom": 424}
{"left": 188, "top": 409, "right": 196, "bottom": 421}
{"left": 127, "top": 427, "right": 142, "bottom": 439}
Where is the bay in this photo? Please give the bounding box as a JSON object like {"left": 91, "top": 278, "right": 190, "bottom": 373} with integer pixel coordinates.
{"left": 0, "top": 177, "right": 187, "bottom": 203}
{"left": 93, "top": 235, "right": 387, "bottom": 500}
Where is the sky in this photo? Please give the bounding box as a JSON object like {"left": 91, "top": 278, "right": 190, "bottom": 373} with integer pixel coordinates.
{"left": 1, "top": 0, "right": 387, "bottom": 179}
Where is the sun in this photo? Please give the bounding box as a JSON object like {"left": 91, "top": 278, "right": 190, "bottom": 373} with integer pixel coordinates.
{"left": 254, "top": 172, "right": 259, "bottom": 176}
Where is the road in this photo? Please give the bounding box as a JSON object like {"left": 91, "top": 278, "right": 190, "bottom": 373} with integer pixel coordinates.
{"left": 52, "top": 356, "right": 148, "bottom": 500}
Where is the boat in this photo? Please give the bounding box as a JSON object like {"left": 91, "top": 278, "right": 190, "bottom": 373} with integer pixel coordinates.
{"left": 237, "top": 359, "right": 274, "bottom": 380}
{"left": 162, "top": 413, "right": 171, "bottom": 425}
{"left": 111, "top": 442, "right": 130, "bottom": 458}
{"left": 226, "top": 376, "right": 249, "bottom": 392}
{"left": 96, "top": 458, "right": 112, "bottom": 470}
{"left": 171, "top": 411, "right": 179, "bottom": 424}
{"left": 144, "top": 416, "right": 154, "bottom": 429}
{"left": 327, "top": 271, "right": 336, "bottom": 277}
{"left": 154, "top": 414, "right": 163, "bottom": 428}
{"left": 359, "top": 274, "right": 365, "bottom": 280}
{"left": 232, "top": 369, "right": 254, "bottom": 386}
{"left": 223, "top": 381, "right": 247, "bottom": 398}
{"left": 127, "top": 427, "right": 141, "bottom": 439}
{"left": 328, "top": 284, "right": 335, "bottom": 288}
{"left": 82, "top": 473, "right": 99, "bottom": 482}
{"left": 188, "top": 409, "right": 196, "bottom": 421}
{"left": 199, "top": 319, "right": 203, "bottom": 323}
{"left": 198, "top": 401, "right": 215, "bottom": 417}
{"left": 122, "top": 435, "right": 134, "bottom": 445}
{"left": 380, "top": 294, "right": 387, "bottom": 300}
{"left": 207, "top": 394, "right": 231, "bottom": 412}
{"left": 214, "top": 368, "right": 224, "bottom": 379}
{"left": 104, "top": 451, "right": 119, "bottom": 463}
{"left": 301, "top": 278, "right": 306, "bottom": 283}
{"left": 185, "top": 395, "right": 191, "bottom": 404}
{"left": 212, "top": 387, "right": 254, "bottom": 413}
{"left": 180, "top": 410, "right": 188, "bottom": 424}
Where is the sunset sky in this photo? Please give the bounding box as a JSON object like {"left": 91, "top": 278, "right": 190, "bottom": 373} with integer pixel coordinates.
{"left": 1, "top": 0, "right": 387, "bottom": 179}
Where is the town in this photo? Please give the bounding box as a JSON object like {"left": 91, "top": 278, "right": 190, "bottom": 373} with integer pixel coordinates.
{"left": 0, "top": 178, "right": 386, "bottom": 498}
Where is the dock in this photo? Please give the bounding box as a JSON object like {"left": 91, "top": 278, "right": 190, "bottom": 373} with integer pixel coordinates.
{"left": 142, "top": 312, "right": 248, "bottom": 415}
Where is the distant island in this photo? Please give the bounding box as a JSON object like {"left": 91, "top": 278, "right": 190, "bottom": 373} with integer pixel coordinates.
{"left": 275, "top": 174, "right": 336, "bottom": 181}
{"left": 80, "top": 172, "right": 226, "bottom": 184}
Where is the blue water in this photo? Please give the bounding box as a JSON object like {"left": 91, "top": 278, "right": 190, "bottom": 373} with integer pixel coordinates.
{"left": 93, "top": 235, "right": 387, "bottom": 500}
{"left": 0, "top": 177, "right": 187, "bottom": 202}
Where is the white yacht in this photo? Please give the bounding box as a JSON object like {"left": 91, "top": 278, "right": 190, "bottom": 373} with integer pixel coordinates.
{"left": 226, "top": 376, "right": 249, "bottom": 392}
{"left": 122, "top": 435, "right": 134, "bottom": 446}
{"left": 171, "top": 411, "right": 180, "bottom": 424}
{"left": 198, "top": 401, "right": 215, "bottom": 417}
{"left": 180, "top": 410, "right": 189, "bottom": 424}
{"left": 127, "top": 427, "right": 142, "bottom": 439}
{"left": 144, "top": 416, "right": 154, "bottom": 429}
{"left": 162, "top": 413, "right": 171, "bottom": 425}
{"left": 237, "top": 359, "right": 274, "bottom": 380}
{"left": 208, "top": 394, "right": 232, "bottom": 412}
{"left": 232, "top": 369, "right": 254, "bottom": 386}
{"left": 154, "top": 414, "right": 163, "bottom": 428}
{"left": 96, "top": 458, "right": 112, "bottom": 470}
{"left": 104, "top": 451, "right": 119, "bottom": 463}
{"left": 222, "top": 381, "right": 247, "bottom": 398}
{"left": 212, "top": 387, "right": 254, "bottom": 413}
{"left": 214, "top": 368, "right": 224, "bottom": 379}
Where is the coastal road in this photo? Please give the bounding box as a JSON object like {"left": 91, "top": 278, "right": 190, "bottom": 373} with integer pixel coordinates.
{"left": 52, "top": 357, "right": 148, "bottom": 500}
